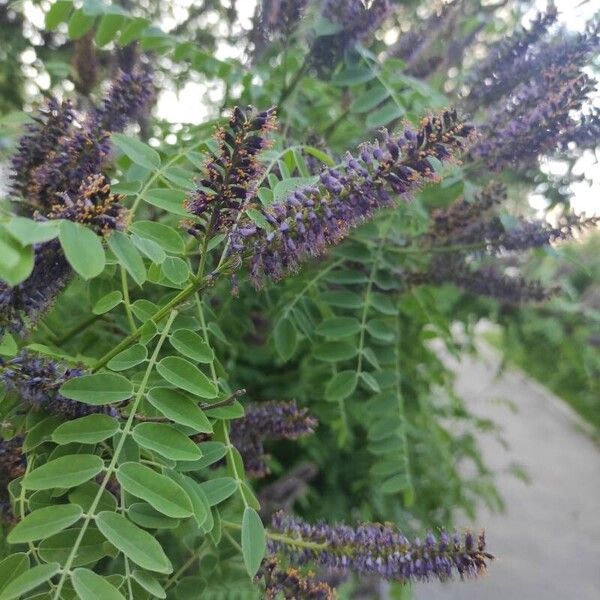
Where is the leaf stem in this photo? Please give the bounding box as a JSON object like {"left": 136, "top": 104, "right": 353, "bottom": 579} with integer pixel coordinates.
{"left": 120, "top": 266, "right": 136, "bottom": 333}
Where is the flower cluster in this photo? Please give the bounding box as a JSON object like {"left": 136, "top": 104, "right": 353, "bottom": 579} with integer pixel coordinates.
{"left": 257, "top": 557, "right": 336, "bottom": 600}
{"left": 0, "top": 351, "right": 115, "bottom": 418}
{"left": 407, "top": 258, "right": 554, "bottom": 304}
{"left": 230, "top": 110, "right": 475, "bottom": 286}
{"left": 311, "top": 0, "right": 391, "bottom": 76}
{"left": 10, "top": 57, "right": 152, "bottom": 220}
{"left": 470, "top": 64, "right": 597, "bottom": 170}
{"left": 269, "top": 512, "right": 493, "bottom": 583}
{"left": 423, "top": 183, "right": 599, "bottom": 253}
{"left": 0, "top": 241, "right": 71, "bottom": 337}
{"left": 464, "top": 13, "right": 599, "bottom": 169}
{"left": 0, "top": 436, "right": 26, "bottom": 524}
{"left": 424, "top": 182, "right": 507, "bottom": 245}
{"left": 231, "top": 401, "right": 317, "bottom": 478}
{"left": 47, "top": 174, "right": 126, "bottom": 235}
{"left": 186, "top": 106, "right": 276, "bottom": 235}
{"left": 465, "top": 7, "right": 559, "bottom": 109}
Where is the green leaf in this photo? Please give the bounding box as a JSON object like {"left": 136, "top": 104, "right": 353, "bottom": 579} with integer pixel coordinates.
{"left": 241, "top": 507, "right": 266, "bottom": 579}
{"left": 59, "top": 221, "right": 105, "bottom": 280}
{"left": 108, "top": 231, "right": 147, "bottom": 285}
{"left": 331, "top": 66, "right": 375, "bottom": 86}
{"left": 7, "top": 504, "right": 83, "bottom": 543}
{"left": 0, "top": 333, "right": 18, "bottom": 357}
{"left": 132, "top": 571, "right": 166, "bottom": 599}
{"left": 112, "top": 134, "right": 160, "bottom": 170}
{"left": 93, "top": 291, "right": 123, "bottom": 315}
{"left": 169, "top": 330, "right": 215, "bottom": 363}
{"left": 321, "top": 291, "right": 363, "bottom": 309}
{"left": 303, "top": 146, "right": 335, "bottom": 167}
{"left": 316, "top": 317, "right": 362, "bottom": 338}
{"left": 313, "top": 342, "right": 358, "bottom": 362}
{"left": 199, "top": 477, "right": 237, "bottom": 506}
{"left": 119, "top": 17, "right": 150, "bottom": 44}
{"left": 360, "top": 371, "right": 381, "bottom": 393}
{"left": 177, "top": 442, "right": 226, "bottom": 471}
{"left": 131, "top": 234, "right": 166, "bottom": 264}
{"left": 116, "top": 462, "right": 193, "bottom": 518}
{"left": 130, "top": 221, "right": 184, "bottom": 254}
{"left": 68, "top": 9, "right": 95, "bottom": 39}
{"left": 0, "top": 231, "right": 34, "bottom": 286}
{"left": 95, "top": 511, "right": 173, "bottom": 574}
{"left": 69, "top": 482, "right": 117, "bottom": 513}
{"left": 273, "top": 318, "right": 297, "bottom": 361}
{"left": 156, "top": 356, "right": 217, "bottom": 399}
{"left": 0, "top": 563, "right": 60, "bottom": 600}
{"left": 95, "top": 13, "right": 125, "bottom": 46}
{"left": 132, "top": 423, "right": 203, "bottom": 461}
{"left": 168, "top": 472, "right": 209, "bottom": 528}
{"left": 38, "top": 528, "right": 114, "bottom": 567}
{"left": 107, "top": 344, "right": 148, "bottom": 371}
{"left": 22, "top": 455, "right": 104, "bottom": 491}
{"left": 143, "top": 189, "right": 188, "bottom": 216}
{"left": 127, "top": 503, "right": 180, "bottom": 530}
{"left": 0, "top": 555, "right": 29, "bottom": 595}
{"left": 161, "top": 256, "right": 189, "bottom": 284}
{"left": 45, "top": 0, "right": 73, "bottom": 30}
{"left": 52, "top": 414, "right": 119, "bottom": 445}
{"left": 272, "top": 177, "right": 318, "bottom": 202}
{"left": 365, "top": 100, "right": 405, "bottom": 129}
{"left": 147, "top": 387, "right": 212, "bottom": 433}
{"left": 4, "top": 218, "right": 59, "bottom": 245}
{"left": 350, "top": 85, "right": 390, "bottom": 113}
{"left": 325, "top": 371, "right": 358, "bottom": 402}
{"left": 367, "top": 319, "right": 395, "bottom": 342}
{"left": 72, "top": 568, "right": 126, "bottom": 600}
{"left": 60, "top": 373, "right": 133, "bottom": 404}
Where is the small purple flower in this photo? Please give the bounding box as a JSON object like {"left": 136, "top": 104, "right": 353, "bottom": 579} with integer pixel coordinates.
{"left": 186, "top": 106, "right": 276, "bottom": 235}
{"left": 1, "top": 351, "right": 117, "bottom": 419}
{"left": 0, "top": 240, "right": 71, "bottom": 338}
{"left": 269, "top": 512, "right": 493, "bottom": 583}
{"left": 231, "top": 401, "right": 317, "bottom": 478}
{"left": 230, "top": 110, "right": 475, "bottom": 286}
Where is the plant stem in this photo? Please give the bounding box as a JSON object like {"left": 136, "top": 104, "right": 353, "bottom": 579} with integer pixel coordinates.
{"left": 221, "top": 520, "right": 327, "bottom": 551}
{"left": 51, "top": 310, "right": 178, "bottom": 600}
{"left": 120, "top": 266, "right": 136, "bottom": 333}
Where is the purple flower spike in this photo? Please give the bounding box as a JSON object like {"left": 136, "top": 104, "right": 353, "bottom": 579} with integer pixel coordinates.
{"left": 269, "top": 512, "right": 493, "bottom": 584}
{"left": 230, "top": 110, "right": 475, "bottom": 287}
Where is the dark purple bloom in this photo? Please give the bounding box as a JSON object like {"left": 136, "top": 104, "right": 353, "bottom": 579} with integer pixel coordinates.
{"left": 0, "top": 435, "right": 26, "bottom": 524}
{"left": 1, "top": 351, "right": 116, "bottom": 419}
{"left": 257, "top": 557, "right": 335, "bottom": 599}
{"left": 186, "top": 106, "right": 276, "bottom": 235}
{"left": 88, "top": 60, "right": 153, "bottom": 134}
{"left": 408, "top": 258, "right": 555, "bottom": 304}
{"left": 10, "top": 98, "right": 75, "bottom": 201}
{"left": 470, "top": 64, "right": 596, "bottom": 170}
{"left": 231, "top": 401, "right": 317, "bottom": 478}
{"left": 10, "top": 56, "right": 153, "bottom": 218}
{"left": 47, "top": 174, "right": 127, "bottom": 235}
{"left": 230, "top": 110, "right": 475, "bottom": 286}
{"left": 0, "top": 240, "right": 71, "bottom": 337}
{"left": 464, "top": 7, "right": 559, "bottom": 108}
{"left": 269, "top": 512, "right": 493, "bottom": 583}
